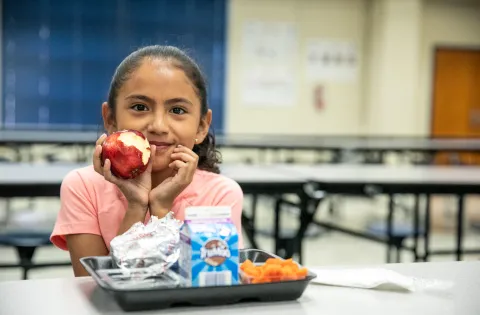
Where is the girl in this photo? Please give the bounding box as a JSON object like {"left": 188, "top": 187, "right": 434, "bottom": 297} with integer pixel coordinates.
{"left": 50, "top": 45, "right": 244, "bottom": 277}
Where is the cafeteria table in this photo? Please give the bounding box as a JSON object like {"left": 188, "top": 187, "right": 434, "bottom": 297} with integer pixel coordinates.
{"left": 0, "top": 260, "right": 478, "bottom": 315}
{"left": 3, "top": 130, "right": 480, "bottom": 152}
{"left": 275, "top": 164, "right": 480, "bottom": 262}
{"left": 3, "top": 129, "right": 480, "bottom": 163}
{"left": 0, "top": 162, "right": 311, "bottom": 264}
{"left": 2, "top": 162, "right": 480, "bottom": 264}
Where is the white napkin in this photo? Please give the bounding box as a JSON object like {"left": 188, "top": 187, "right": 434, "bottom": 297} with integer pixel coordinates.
{"left": 309, "top": 268, "right": 454, "bottom": 293}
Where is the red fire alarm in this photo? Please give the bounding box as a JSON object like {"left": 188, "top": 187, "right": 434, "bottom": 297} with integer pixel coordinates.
{"left": 314, "top": 85, "right": 324, "bottom": 110}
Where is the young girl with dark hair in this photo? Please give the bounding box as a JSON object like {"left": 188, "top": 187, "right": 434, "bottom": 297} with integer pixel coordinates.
{"left": 50, "top": 45, "right": 244, "bottom": 276}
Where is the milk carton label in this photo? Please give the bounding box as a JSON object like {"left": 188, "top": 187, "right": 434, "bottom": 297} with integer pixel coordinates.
{"left": 201, "top": 239, "right": 231, "bottom": 265}
{"left": 179, "top": 206, "right": 239, "bottom": 287}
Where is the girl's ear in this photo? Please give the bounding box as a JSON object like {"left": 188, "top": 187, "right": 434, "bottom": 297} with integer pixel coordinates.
{"left": 101, "top": 102, "right": 116, "bottom": 134}
{"left": 196, "top": 109, "right": 212, "bottom": 144}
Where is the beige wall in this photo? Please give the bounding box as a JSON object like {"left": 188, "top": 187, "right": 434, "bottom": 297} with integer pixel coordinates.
{"left": 225, "top": 0, "right": 480, "bottom": 136}
{"left": 364, "top": 0, "right": 424, "bottom": 136}
{"left": 225, "top": 0, "right": 368, "bottom": 135}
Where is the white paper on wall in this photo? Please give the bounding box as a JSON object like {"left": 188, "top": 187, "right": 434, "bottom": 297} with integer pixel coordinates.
{"left": 241, "top": 21, "right": 297, "bottom": 107}
{"left": 306, "top": 39, "right": 358, "bottom": 82}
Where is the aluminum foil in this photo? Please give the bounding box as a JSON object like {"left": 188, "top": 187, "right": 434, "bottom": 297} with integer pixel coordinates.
{"left": 110, "top": 212, "right": 183, "bottom": 281}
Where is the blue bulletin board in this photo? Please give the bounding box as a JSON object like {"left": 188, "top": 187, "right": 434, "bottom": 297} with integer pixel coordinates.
{"left": 1, "top": 0, "right": 227, "bottom": 133}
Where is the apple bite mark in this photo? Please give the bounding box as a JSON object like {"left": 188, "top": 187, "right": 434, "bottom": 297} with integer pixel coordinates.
{"left": 117, "top": 131, "right": 151, "bottom": 165}
{"left": 101, "top": 130, "right": 151, "bottom": 179}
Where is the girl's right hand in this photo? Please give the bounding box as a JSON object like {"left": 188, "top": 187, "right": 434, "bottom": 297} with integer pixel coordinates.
{"left": 92, "top": 133, "right": 156, "bottom": 210}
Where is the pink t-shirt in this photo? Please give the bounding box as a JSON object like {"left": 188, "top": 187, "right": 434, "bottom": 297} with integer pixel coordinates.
{"left": 50, "top": 165, "right": 244, "bottom": 251}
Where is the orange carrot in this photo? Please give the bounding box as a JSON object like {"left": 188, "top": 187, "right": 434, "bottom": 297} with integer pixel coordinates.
{"left": 240, "top": 257, "right": 308, "bottom": 284}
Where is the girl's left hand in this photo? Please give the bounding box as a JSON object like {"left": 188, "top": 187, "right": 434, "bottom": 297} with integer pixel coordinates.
{"left": 148, "top": 145, "right": 199, "bottom": 217}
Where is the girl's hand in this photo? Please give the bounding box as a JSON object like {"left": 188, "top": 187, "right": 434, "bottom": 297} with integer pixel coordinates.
{"left": 149, "top": 145, "right": 198, "bottom": 217}
{"left": 93, "top": 133, "right": 156, "bottom": 210}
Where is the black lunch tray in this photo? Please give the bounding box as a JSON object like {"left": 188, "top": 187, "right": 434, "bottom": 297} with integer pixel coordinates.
{"left": 80, "top": 249, "right": 317, "bottom": 312}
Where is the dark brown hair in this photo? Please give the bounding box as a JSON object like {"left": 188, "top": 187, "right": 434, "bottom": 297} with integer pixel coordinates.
{"left": 106, "top": 45, "right": 221, "bottom": 173}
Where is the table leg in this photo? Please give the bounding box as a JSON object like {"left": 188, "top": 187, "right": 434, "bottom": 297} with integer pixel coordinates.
{"left": 379, "top": 151, "right": 385, "bottom": 164}
{"left": 387, "top": 194, "right": 394, "bottom": 263}
{"left": 15, "top": 246, "right": 37, "bottom": 280}
{"left": 330, "top": 149, "right": 341, "bottom": 163}
{"left": 241, "top": 214, "right": 259, "bottom": 249}
{"left": 423, "top": 194, "right": 431, "bottom": 261}
{"left": 241, "top": 194, "right": 260, "bottom": 249}
{"left": 294, "top": 191, "right": 314, "bottom": 265}
{"left": 287, "top": 150, "right": 296, "bottom": 164}
{"left": 274, "top": 197, "right": 281, "bottom": 255}
{"left": 395, "top": 245, "right": 401, "bottom": 263}
{"left": 456, "top": 195, "right": 465, "bottom": 261}
{"left": 413, "top": 194, "right": 420, "bottom": 261}
{"left": 251, "top": 194, "right": 258, "bottom": 240}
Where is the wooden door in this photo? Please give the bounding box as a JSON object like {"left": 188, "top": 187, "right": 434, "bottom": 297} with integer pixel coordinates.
{"left": 431, "top": 48, "right": 480, "bottom": 165}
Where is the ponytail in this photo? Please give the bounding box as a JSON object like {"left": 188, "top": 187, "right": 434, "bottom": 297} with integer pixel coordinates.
{"left": 193, "top": 132, "right": 221, "bottom": 174}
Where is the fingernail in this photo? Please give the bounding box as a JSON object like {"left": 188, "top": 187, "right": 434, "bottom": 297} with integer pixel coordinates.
{"left": 177, "top": 144, "right": 182, "bottom": 147}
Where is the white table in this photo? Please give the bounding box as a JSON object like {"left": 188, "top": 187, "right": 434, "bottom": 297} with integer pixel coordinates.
{"left": 4, "top": 162, "right": 480, "bottom": 193}
{"left": 272, "top": 163, "right": 480, "bottom": 261}
{"left": 3, "top": 130, "right": 480, "bottom": 165}
{"left": 275, "top": 163, "right": 480, "bottom": 187}
{"left": 0, "top": 162, "right": 310, "bottom": 265}
{"left": 0, "top": 261, "right": 478, "bottom": 315}
{"left": 3, "top": 129, "right": 480, "bottom": 152}
{"left": 2, "top": 162, "right": 480, "bottom": 261}
{"left": 0, "top": 163, "right": 308, "bottom": 197}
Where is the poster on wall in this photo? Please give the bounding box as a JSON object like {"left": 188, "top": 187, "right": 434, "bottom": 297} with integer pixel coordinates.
{"left": 241, "top": 21, "right": 297, "bottom": 107}
{"left": 305, "top": 39, "right": 358, "bottom": 82}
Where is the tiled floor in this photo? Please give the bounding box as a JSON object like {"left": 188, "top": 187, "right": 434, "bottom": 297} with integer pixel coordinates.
{"left": 1, "top": 194, "right": 479, "bottom": 282}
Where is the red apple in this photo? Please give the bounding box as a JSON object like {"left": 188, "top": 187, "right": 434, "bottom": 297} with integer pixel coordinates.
{"left": 101, "top": 130, "right": 151, "bottom": 179}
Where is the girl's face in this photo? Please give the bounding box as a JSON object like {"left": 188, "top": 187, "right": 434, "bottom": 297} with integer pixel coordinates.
{"left": 102, "top": 58, "right": 212, "bottom": 172}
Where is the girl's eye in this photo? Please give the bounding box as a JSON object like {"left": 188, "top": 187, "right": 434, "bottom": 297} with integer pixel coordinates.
{"left": 131, "top": 104, "right": 148, "bottom": 111}
{"left": 171, "top": 107, "right": 186, "bottom": 115}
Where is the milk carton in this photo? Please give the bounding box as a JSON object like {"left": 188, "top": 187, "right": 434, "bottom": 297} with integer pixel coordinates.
{"left": 179, "top": 206, "right": 239, "bottom": 287}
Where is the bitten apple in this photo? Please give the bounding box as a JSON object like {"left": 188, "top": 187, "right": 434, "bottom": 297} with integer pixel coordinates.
{"left": 101, "top": 130, "right": 151, "bottom": 179}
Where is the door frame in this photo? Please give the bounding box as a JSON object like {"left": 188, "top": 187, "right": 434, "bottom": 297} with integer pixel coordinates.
{"left": 429, "top": 45, "right": 480, "bottom": 139}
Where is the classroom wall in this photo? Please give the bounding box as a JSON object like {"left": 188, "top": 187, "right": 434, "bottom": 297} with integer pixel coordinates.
{"left": 0, "top": 0, "right": 3, "bottom": 127}
{"left": 363, "top": 0, "right": 423, "bottom": 136}
{"left": 225, "top": 0, "right": 480, "bottom": 136}
{"left": 225, "top": 0, "right": 368, "bottom": 135}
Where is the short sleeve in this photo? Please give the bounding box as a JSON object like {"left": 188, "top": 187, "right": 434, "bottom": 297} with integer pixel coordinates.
{"left": 50, "top": 170, "right": 101, "bottom": 250}
{"left": 213, "top": 178, "right": 245, "bottom": 249}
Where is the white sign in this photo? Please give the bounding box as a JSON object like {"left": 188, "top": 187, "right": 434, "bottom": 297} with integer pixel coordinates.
{"left": 241, "top": 21, "right": 297, "bottom": 107}
{"left": 306, "top": 39, "right": 358, "bottom": 82}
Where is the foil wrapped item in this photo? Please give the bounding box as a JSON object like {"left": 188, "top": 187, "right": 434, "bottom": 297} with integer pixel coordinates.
{"left": 110, "top": 212, "right": 183, "bottom": 280}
